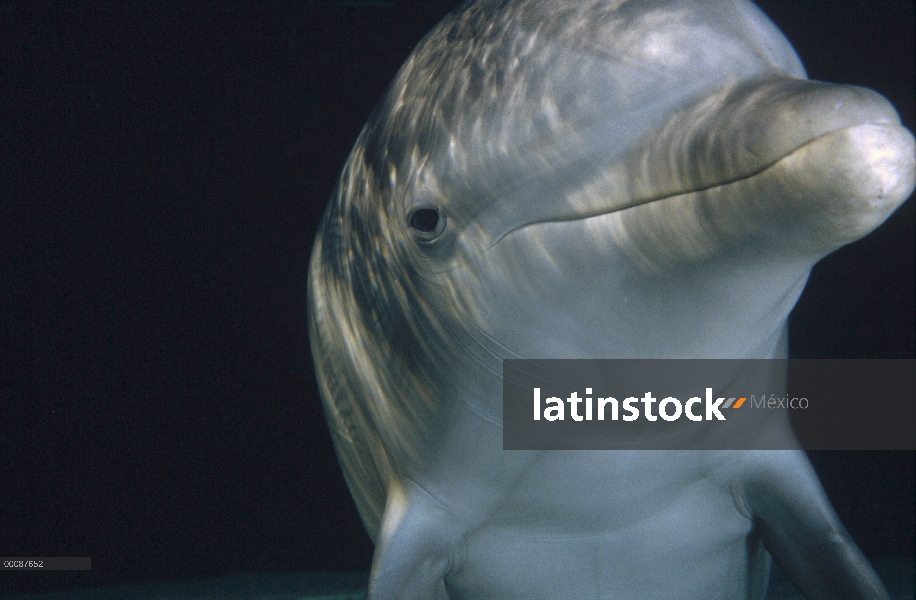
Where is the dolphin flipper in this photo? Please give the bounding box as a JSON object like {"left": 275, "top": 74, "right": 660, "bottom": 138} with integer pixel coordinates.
{"left": 366, "top": 479, "right": 458, "bottom": 600}
{"left": 738, "top": 452, "right": 890, "bottom": 600}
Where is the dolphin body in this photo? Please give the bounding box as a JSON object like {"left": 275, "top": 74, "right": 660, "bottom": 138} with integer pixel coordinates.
{"left": 307, "top": 0, "right": 915, "bottom": 598}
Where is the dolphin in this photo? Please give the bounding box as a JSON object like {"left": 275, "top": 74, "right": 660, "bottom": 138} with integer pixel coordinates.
{"left": 307, "top": 0, "right": 915, "bottom": 598}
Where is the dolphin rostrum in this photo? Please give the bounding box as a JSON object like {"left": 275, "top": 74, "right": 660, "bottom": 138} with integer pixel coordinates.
{"left": 307, "top": 0, "right": 915, "bottom": 598}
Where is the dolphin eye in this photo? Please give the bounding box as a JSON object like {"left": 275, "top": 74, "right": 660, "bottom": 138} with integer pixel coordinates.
{"left": 408, "top": 207, "right": 446, "bottom": 240}
{"left": 410, "top": 208, "right": 440, "bottom": 232}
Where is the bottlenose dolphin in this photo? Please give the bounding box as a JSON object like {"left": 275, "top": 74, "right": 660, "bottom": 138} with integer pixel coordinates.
{"left": 307, "top": 0, "right": 915, "bottom": 598}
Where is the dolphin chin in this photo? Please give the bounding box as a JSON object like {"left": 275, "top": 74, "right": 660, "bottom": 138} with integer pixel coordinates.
{"left": 307, "top": 0, "right": 913, "bottom": 598}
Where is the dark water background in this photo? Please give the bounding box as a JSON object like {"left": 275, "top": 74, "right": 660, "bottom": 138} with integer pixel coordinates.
{"left": 2, "top": 0, "right": 913, "bottom": 597}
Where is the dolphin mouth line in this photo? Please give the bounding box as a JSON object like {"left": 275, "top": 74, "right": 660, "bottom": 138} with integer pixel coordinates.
{"left": 487, "top": 121, "right": 892, "bottom": 249}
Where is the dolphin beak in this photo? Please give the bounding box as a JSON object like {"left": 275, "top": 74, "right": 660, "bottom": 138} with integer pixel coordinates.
{"left": 495, "top": 78, "right": 915, "bottom": 265}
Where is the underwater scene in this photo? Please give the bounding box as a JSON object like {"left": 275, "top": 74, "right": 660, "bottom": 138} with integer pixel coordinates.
{"left": 5, "top": 1, "right": 913, "bottom": 599}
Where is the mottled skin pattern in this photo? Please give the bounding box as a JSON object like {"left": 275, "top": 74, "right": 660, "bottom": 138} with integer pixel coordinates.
{"left": 307, "top": 0, "right": 915, "bottom": 598}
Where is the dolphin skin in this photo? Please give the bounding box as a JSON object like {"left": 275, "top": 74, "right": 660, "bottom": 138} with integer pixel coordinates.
{"left": 307, "top": 1, "right": 915, "bottom": 598}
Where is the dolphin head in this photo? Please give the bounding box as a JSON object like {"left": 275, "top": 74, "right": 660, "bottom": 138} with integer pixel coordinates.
{"left": 307, "top": 0, "right": 914, "bottom": 535}
{"left": 312, "top": 0, "right": 913, "bottom": 367}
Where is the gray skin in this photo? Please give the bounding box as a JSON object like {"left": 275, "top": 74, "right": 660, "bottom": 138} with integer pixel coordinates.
{"left": 307, "top": 0, "right": 915, "bottom": 598}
